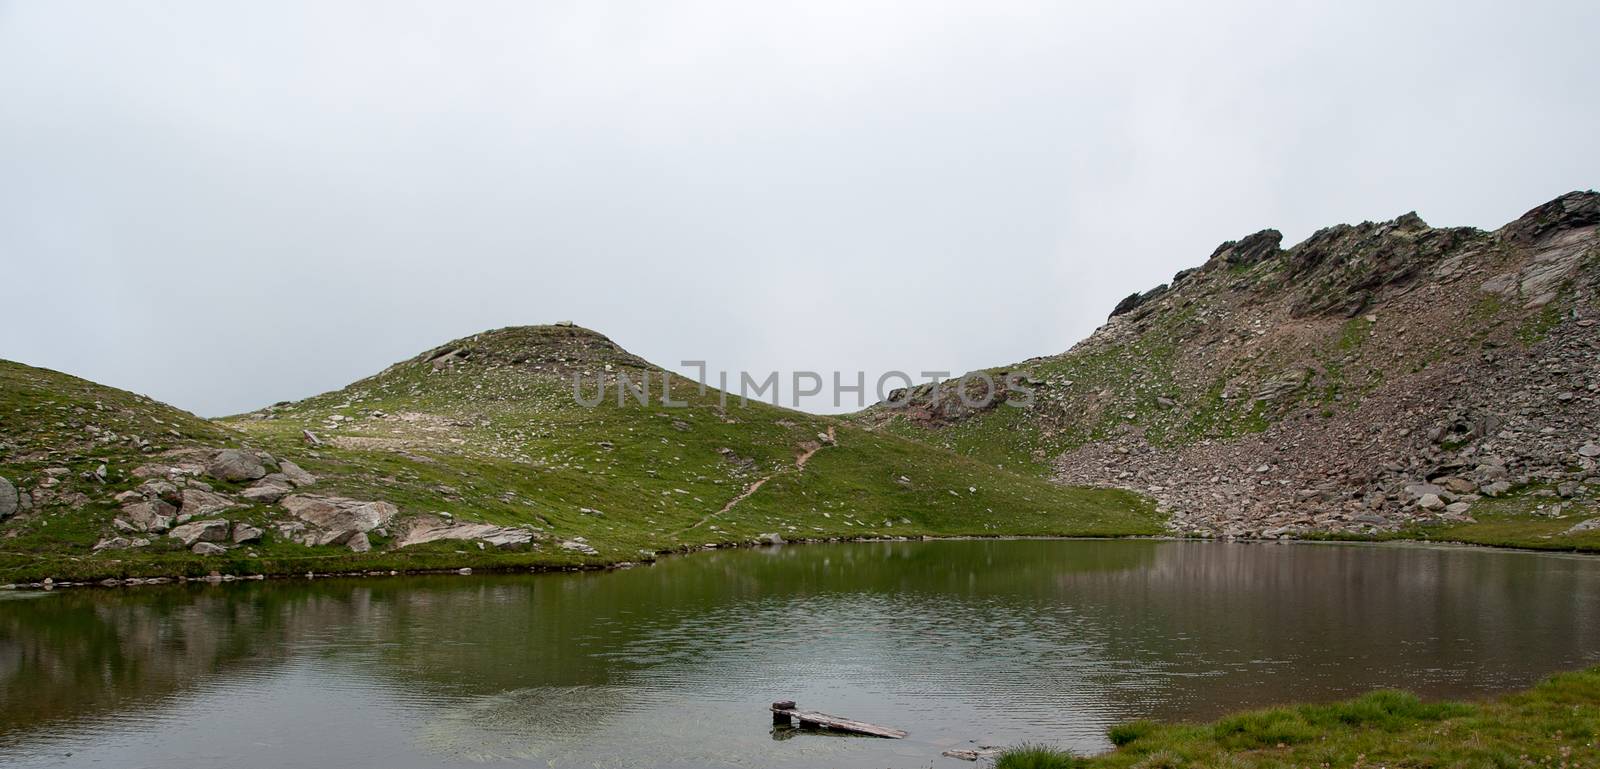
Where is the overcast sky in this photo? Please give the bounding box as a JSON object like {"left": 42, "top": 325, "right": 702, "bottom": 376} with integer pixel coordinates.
{"left": 3, "top": 1, "right": 1597, "bottom": 416}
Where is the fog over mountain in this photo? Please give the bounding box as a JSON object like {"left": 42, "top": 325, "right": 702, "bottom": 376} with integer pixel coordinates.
{"left": 3, "top": 0, "right": 1597, "bottom": 415}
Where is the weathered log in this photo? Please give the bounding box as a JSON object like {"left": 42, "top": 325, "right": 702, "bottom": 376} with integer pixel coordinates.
{"left": 769, "top": 702, "right": 906, "bottom": 739}
{"left": 772, "top": 700, "right": 796, "bottom": 724}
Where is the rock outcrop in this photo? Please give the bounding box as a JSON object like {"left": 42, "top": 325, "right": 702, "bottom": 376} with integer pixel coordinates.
{"left": 168, "top": 519, "right": 231, "bottom": 547}
{"left": 207, "top": 449, "right": 266, "bottom": 482}
{"left": 279, "top": 494, "right": 398, "bottom": 549}
{"left": 0, "top": 476, "right": 17, "bottom": 520}
{"left": 861, "top": 191, "right": 1600, "bottom": 538}
{"left": 394, "top": 518, "right": 541, "bottom": 549}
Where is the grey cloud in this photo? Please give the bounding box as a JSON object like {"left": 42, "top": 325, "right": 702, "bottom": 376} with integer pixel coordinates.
{"left": 2, "top": 0, "right": 1596, "bottom": 415}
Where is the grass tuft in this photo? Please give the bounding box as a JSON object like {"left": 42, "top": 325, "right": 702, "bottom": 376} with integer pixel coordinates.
{"left": 995, "top": 743, "right": 1086, "bottom": 769}
{"left": 1107, "top": 719, "right": 1158, "bottom": 746}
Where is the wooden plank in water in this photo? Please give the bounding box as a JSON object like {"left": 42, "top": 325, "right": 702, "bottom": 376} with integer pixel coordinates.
{"left": 770, "top": 702, "right": 907, "bottom": 739}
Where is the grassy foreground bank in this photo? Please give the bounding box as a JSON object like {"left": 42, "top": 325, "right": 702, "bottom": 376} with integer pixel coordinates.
{"left": 999, "top": 665, "right": 1600, "bottom": 768}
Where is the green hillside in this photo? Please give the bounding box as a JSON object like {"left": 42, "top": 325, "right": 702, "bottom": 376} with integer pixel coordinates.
{"left": 0, "top": 326, "right": 1161, "bottom": 583}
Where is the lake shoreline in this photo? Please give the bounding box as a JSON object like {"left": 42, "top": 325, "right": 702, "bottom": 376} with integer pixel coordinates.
{"left": 6, "top": 529, "right": 1600, "bottom": 592}
{"left": 1003, "top": 664, "right": 1600, "bottom": 768}
{"left": 7, "top": 538, "right": 1599, "bottom": 768}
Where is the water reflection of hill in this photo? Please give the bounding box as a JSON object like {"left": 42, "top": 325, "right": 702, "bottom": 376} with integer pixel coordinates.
{"left": 2, "top": 540, "right": 1599, "bottom": 762}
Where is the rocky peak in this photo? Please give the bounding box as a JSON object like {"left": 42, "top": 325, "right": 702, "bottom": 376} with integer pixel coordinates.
{"left": 1207, "top": 228, "right": 1283, "bottom": 267}
{"left": 1500, "top": 190, "right": 1600, "bottom": 245}
{"left": 864, "top": 190, "right": 1600, "bottom": 542}
{"left": 1279, "top": 213, "right": 1482, "bottom": 319}
{"left": 413, "top": 324, "right": 651, "bottom": 374}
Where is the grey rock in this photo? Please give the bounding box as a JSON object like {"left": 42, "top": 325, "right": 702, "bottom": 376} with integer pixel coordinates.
{"left": 394, "top": 520, "right": 536, "bottom": 549}
{"left": 1473, "top": 463, "right": 1509, "bottom": 482}
{"left": 1563, "top": 518, "right": 1600, "bottom": 536}
{"left": 180, "top": 488, "right": 237, "bottom": 516}
{"left": 1481, "top": 480, "right": 1513, "bottom": 497}
{"left": 241, "top": 483, "right": 292, "bottom": 503}
{"left": 1417, "top": 493, "right": 1446, "bottom": 511}
{"left": 280, "top": 494, "right": 397, "bottom": 547}
{"left": 757, "top": 532, "right": 786, "bottom": 545}
{"left": 168, "top": 519, "right": 231, "bottom": 547}
{"left": 191, "top": 541, "right": 227, "bottom": 556}
{"left": 0, "top": 476, "right": 16, "bottom": 520}
{"left": 231, "top": 523, "right": 263, "bottom": 544}
{"left": 345, "top": 532, "right": 372, "bottom": 553}
{"left": 120, "top": 499, "right": 177, "bottom": 533}
{"left": 1580, "top": 443, "right": 1600, "bottom": 459}
{"left": 93, "top": 537, "right": 132, "bottom": 551}
{"left": 207, "top": 449, "right": 266, "bottom": 482}
{"left": 279, "top": 461, "right": 318, "bottom": 487}
{"left": 138, "top": 480, "right": 184, "bottom": 506}
{"left": 1405, "top": 483, "right": 1445, "bottom": 500}
{"left": 131, "top": 463, "right": 174, "bottom": 480}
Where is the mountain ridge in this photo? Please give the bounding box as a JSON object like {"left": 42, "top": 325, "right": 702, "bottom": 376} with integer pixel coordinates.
{"left": 4, "top": 190, "right": 1598, "bottom": 583}
{"left": 859, "top": 190, "right": 1600, "bottom": 547}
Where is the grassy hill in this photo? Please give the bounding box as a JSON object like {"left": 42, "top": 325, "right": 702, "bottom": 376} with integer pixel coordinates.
{"left": 0, "top": 326, "right": 1161, "bottom": 583}
{"left": 0, "top": 360, "right": 244, "bottom": 579}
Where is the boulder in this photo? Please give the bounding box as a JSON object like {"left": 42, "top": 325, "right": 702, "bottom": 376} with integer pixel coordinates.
{"left": 93, "top": 537, "right": 132, "bottom": 551}
{"left": 207, "top": 449, "right": 266, "bottom": 482}
{"left": 180, "top": 488, "right": 237, "bottom": 516}
{"left": 1480, "top": 480, "right": 1513, "bottom": 497}
{"left": 138, "top": 480, "right": 184, "bottom": 507}
{"left": 231, "top": 523, "right": 264, "bottom": 544}
{"left": 280, "top": 494, "right": 397, "bottom": 546}
{"left": 1580, "top": 443, "right": 1600, "bottom": 459}
{"left": 279, "top": 461, "right": 318, "bottom": 487}
{"left": 394, "top": 520, "right": 536, "bottom": 549}
{"left": 1417, "top": 494, "right": 1446, "bottom": 511}
{"left": 345, "top": 532, "right": 372, "bottom": 553}
{"left": 560, "top": 538, "right": 599, "bottom": 556}
{"left": 119, "top": 499, "right": 177, "bottom": 533}
{"left": 1473, "top": 463, "right": 1509, "bottom": 482}
{"left": 1563, "top": 518, "right": 1600, "bottom": 536}
{"left": 757, "top": 532, "right": 786, "bottom": 545}
{"left": 191, "top": 542, "right": 227, "bottom": 556}
{"left": 168, "top": 519, "right": 231, "bottom": 547}
{"left": 131, "top": 464, "right": 174, "bottom": 480}
{"left": 0, "top": 476, "right": 16, "bottom": 520}
{"left": 274, "top": 521, "right": 309, "bottom": 543}
{"left": 241, "top": 483, "right": 292, "bottom": 503}
{"left": 1404, "top": 483, "right": 1445, "bottom": 500}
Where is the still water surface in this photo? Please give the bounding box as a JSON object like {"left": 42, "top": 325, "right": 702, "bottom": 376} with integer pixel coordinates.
{"left": 4, "top": 540, "right": 1600, "bottom": 768}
